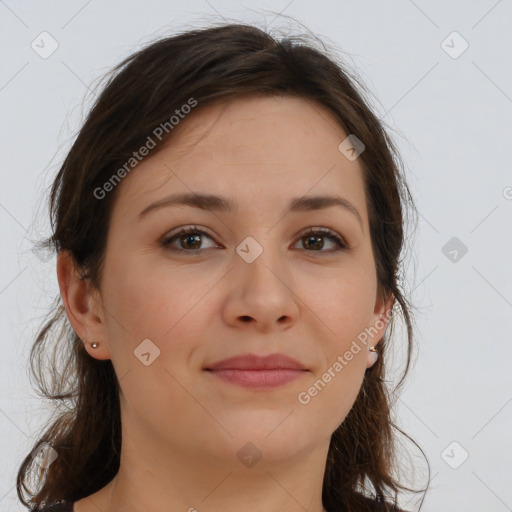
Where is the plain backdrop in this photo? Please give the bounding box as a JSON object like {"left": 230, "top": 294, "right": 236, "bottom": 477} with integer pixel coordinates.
{"left": 1, "top": 1, "right": 511, "bottom": 511}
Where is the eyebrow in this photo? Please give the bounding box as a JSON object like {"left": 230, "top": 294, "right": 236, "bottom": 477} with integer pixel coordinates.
{"left": 138, "top": 192, "right": 363, "bottom": 229}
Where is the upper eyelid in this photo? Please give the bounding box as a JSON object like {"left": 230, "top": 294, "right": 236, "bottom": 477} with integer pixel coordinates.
{"left": 163, "top": 225, "right": 343, "bottom": 239}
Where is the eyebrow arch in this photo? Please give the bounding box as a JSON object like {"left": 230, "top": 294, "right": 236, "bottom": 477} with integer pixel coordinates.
{"left": 138, "top": 192, "right": 363, "bottom": 229}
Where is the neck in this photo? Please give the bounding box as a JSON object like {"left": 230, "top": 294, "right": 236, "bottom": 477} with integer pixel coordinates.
{"left": 79, "top": 420, "right": 331, "bottom": 512}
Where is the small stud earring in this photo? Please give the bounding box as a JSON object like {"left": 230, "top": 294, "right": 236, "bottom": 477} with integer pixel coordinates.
{"left": 369, "top": 346, "right": 378, "bottom": 361}
{"left": 91, "top": 342, "right": 99, "bottom": 348}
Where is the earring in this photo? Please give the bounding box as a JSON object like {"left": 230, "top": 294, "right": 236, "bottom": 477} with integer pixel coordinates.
{"left": 90, "top": 342, "right": 99, "bottom": 348}
{"left": 369, "top": 346, "right": 378, "bottom": 360}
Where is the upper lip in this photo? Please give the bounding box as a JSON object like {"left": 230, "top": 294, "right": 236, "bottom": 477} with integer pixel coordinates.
{"left": 205, "top": 353, "right": 307, "bottom": 371}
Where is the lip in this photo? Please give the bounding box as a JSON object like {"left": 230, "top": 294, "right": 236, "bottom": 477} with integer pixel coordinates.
{"left": 204, "top": 353, "right": 308, "bottom": 389}
{"left": 205, "top": 353, "right": 307, "bottom": 371}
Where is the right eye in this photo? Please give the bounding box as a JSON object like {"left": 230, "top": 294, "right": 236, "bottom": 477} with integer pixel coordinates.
{"left": 161, "top": 225, "right": 219, "bottom": 253}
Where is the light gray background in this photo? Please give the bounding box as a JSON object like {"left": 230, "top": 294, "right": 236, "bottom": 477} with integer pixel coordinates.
{"left": 1, "top": 1, "right": 511, "bottom": 511}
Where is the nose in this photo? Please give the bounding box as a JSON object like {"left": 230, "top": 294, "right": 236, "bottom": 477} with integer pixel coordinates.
{"left": 222, "top": 247, "right": 299, "bottom": 332}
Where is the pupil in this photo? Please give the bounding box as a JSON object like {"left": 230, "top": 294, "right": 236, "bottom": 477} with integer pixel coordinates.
{"left": 183, "top": 234, "right": 200, "bottom": 249}
{"left": 305, "top": 235, "right": 323, "bottom": 250}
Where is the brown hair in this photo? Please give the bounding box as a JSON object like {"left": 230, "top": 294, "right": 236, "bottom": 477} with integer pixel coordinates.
{"left": 17, "top": 22, "right": 429, "bottom": 512}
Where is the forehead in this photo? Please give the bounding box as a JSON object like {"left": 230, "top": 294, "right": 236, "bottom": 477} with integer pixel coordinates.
{"left": 112, "top": 95, "right": 368, "bottom": 224}
{"left": 162, "top": 94, "right": 350, "bottom": 164}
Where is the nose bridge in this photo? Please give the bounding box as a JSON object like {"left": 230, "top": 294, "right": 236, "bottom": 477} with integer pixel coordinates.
{"left": 235, "top": 230, "right": 283, "bottom": 289}
{"left": 229, "top": 228, "right": 297, "bottom": 323}
{"left": 234, "top": 217, "right": 289, "bottom": 280}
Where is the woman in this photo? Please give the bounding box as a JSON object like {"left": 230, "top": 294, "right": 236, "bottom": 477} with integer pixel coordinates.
{"left": 18, "top": 22, "right": 427, "bottom": 512}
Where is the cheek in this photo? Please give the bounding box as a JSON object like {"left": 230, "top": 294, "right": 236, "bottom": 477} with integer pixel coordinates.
{"left": 297, "top": 291, "right": 370, "bottom": 429}
{"left": 99, "top": 258, "right": 211, "bottom": 433}
{"left": 295, "top": 269, "right": 374, "bottom": 426}
{"left": 306, "top": 268, "right": 376, "bottom": 340}
{"left": 101, "top": 253, "right": 218, "bottom": 371}
{"left": 296, "top": 349, "right": 367, "bottom": 438}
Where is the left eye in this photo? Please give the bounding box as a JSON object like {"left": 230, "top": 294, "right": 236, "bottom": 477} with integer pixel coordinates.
{"left": 161, "top": 225, "right": 348, "bottom": 254}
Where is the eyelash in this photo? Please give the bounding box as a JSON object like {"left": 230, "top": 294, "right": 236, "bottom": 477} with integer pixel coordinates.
{"left": 160, "top": 225, "right": 348, "bottom": 255}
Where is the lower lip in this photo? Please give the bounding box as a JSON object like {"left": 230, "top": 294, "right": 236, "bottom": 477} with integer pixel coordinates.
{"left": 206, "top": 369, "right": 307, "bottom": 389}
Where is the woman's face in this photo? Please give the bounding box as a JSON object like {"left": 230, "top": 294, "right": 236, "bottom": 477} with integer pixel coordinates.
{"left": 78, "top": 95, "right": 391, "bottom": 469}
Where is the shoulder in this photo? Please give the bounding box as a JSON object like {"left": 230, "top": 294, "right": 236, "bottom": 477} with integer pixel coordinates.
{"left": 31, "top": 500, "right": 74, "bottom": 512}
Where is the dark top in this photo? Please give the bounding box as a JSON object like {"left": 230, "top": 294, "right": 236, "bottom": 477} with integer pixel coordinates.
{"left": 32, "top": 501, "right": 73, "bottom": 512}
{"left": 31, "top": 501, "right": 73, "bottom": 512}
{"left": 34, "top": 496, "right": 406, "bottom": 512}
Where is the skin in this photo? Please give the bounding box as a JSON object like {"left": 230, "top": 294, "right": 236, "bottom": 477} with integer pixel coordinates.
{"left": 58, "top": 95, "right": 394, "bottom": 512}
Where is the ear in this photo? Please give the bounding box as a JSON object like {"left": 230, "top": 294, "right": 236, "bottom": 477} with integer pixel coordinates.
{"left": 56, "top": 250, "right": 111, "bottom": 360}
{"left": 365, "top": 290, "right": 394, "bottom": 369}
